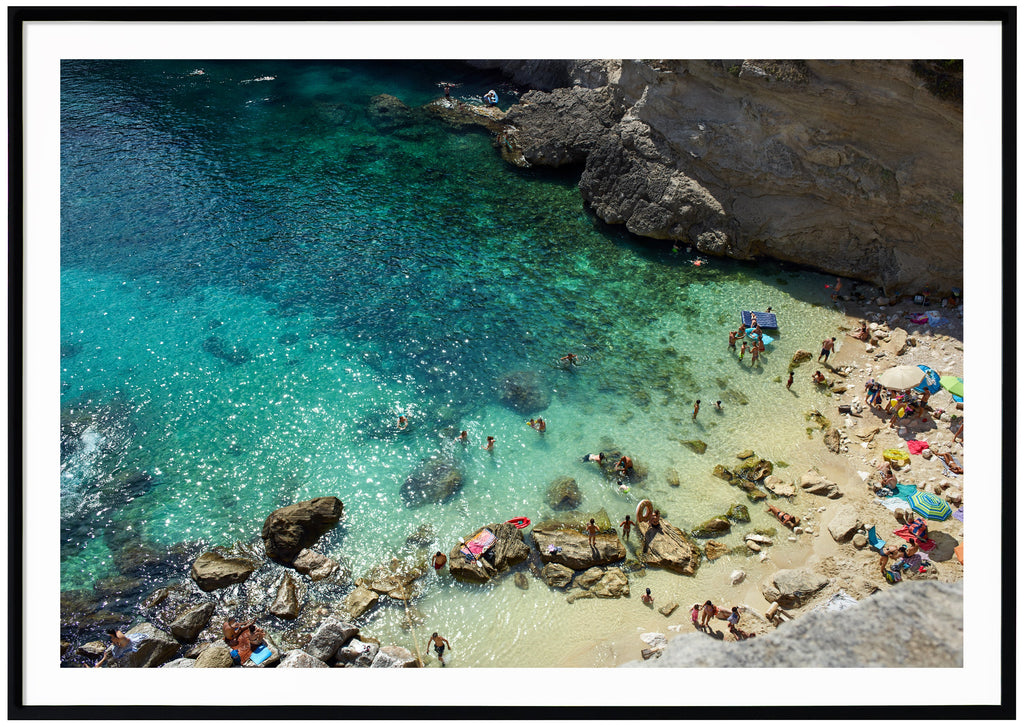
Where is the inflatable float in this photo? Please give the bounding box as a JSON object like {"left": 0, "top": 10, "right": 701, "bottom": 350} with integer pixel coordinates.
{"left": 882, "top": 449, "right": 910, "bottom": 465}
{"left": 635, "top": 499, "right": 654, "bottom": 524}
{"left": 506, "top": 516, "right": 531, "bottom": 529}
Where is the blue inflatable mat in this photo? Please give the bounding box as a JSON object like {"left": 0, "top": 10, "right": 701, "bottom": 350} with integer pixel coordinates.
{"left": 746, "top": 329, "right": 774, "bottom": 346}
{"left": 249, "top": 644, "right": 273, "bottom": 665}
{"left": 741, "top": 311, "right": 778, "bottom": 329}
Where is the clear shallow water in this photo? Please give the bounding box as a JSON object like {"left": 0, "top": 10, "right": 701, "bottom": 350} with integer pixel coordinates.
{"left": 61, "top": 60, "right": 850, "bottom": 665}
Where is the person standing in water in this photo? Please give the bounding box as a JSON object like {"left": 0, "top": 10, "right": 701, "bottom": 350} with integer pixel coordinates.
{"left": 786, "top": 371, "right": 794, "bottom": 390}
{"left": 692, "top": 400, "right": 700, "bottom": 420}
{"left": 483, "top": 436, "right": 495, "bottom": 451}
{"left": 620, "top": 514, "right": 633, "bottom": 540}
{"left": 427, "top": 632, "right": 452, "bottom": 665}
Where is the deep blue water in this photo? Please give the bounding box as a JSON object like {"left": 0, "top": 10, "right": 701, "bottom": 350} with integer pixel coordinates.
{"left": 60, "top": 60, "right": 849, "bottom": 664}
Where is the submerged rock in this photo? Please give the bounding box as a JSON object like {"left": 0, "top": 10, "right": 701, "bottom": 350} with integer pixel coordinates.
{"left": 344, "top": 586, "right": 379, "bottom": 619}
{"left": 201, "top": 336, "right": 250, "bottom": 365}
{"left": 691, "top": 517, "right": 731, "bottom": 539}
{"left": 400, "top": 457, "right": 463, "bottom": 508}
{"left": 261, "top": 497, "right": 344, "bottom": 565}
{"left": 726, "top": 504, "right": 750, "bottom": 523}
{"left": 546, "top": 476, "right": 583, "bottom": 510}
{"left": 541, "top": 562, "right": 575, "bottom": 588}
{"left": 496, "top": 370, "right": 551, "bottom": 413}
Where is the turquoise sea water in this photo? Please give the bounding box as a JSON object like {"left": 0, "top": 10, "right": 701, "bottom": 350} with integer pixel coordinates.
{"left": 61, "top": 60, "right": 851, "bottom": 665}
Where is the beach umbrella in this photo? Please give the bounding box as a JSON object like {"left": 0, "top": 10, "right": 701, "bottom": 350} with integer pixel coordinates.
{"left": 907, "top": 490, "right": 952, "bottom": 521}
{"left": 876, "top": 365, "right": 925, "bottom": 391}
{"left": 913, "top": 365, "right": 942, "bottom": 394}
{"left": 940, "top": 375, "right": 964, "bottom": 399}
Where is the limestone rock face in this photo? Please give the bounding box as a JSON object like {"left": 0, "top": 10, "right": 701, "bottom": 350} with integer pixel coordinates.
{"left": 636, "top": 522, "right": 700, "bottom": 576}
{"left": 761, "top": 568, "right": 830, "bottom": 608}
{"left": 827, "top": 504, "right": 863, "bottom": 543}
{"left": 270, "top": 572, "right": 301, "bottom": 620}
{"left": 496, "top": 59, "right": 962, "bottom": 293}
{"left": 306, "top": 618, "right": 359, "bottom": 663}
{"left": 823, "top": 427, "right": 843, "bottom": 453}
{"left": 575, "top": 566, "right": 630, "bottom": 598}
{"left": 278, "top": 650, "right": 330, "bottom": 668}
{"left": 800, "top": 470, "right": 843, "bottom": 498}
{"left": 170, "top": 602, "right": 216, "bottom": 642}
{"left": 764, "top": 475, "right": 796, "bottom": 498}
{"left": 541, "top": 562, "right": 575, "bottom": 588}
{"left": 191, "top": 551, "right": 256, "bottom": 592}
{"left": 261, "top": 497, "right": 343, "bottom": 565}
{"left": 504, "top": 87, "right": 623, "bottom": 167}
{"left": 292, "top": 549, "right": 340, "bottom": 582}
{"left": 400, "top": 458, "right": 463, "bottom": 508}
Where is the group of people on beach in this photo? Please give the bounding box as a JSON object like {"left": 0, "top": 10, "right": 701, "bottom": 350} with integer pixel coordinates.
{"left": 727, "top": 321, "right": 766, "bottom": 367}
{"left": 691, "top": 601, "right": 755, "bottom": 640}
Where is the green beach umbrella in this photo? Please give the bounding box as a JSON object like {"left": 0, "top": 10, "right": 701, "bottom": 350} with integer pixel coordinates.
{"left": 940, "top": 375, "right": 964, "bottom": 399}
{"left": 907, "top": 489, "right": 952, "bottom": 521}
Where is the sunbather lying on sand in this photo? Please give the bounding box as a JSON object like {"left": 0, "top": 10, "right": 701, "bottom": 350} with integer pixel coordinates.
{"left": 937, "top": 451, "right": 963, "bottom": 474}
{"left": 767, "top": 504, "right": 800, "bottom": 529}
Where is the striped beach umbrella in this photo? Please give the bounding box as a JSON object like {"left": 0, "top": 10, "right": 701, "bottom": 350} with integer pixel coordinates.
{"left": 907, "top": 489, "right": 952, "bottom": 521}
{"left": 914, "top": 365, "right": 942, "bottom": 394}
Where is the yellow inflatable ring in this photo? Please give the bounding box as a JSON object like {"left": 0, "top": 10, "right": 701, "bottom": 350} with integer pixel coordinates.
{"left": 883, "top": 448, "right": 910, "bottom": 463}
{"left": 636, "top": 499, "right": 654, "bottom": 524}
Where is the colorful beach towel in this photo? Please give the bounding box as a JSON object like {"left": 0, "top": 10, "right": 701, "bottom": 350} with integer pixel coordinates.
{"left": 879, "top": 497, "right": 912, "bottom": 514}
{"left": 460, "top": 527, "right": 496, "bottom": 557}
{"left": 906, "top": 440, "right": 929, "bottom": 455}
{"left": 893, "top": 525, "right": 936, "bottom": 552}
{"left": 954, "top": 543, "right": 963, "bottom": 564}
{"left": 953, "top": 506, "right": 964, "bottom": 522}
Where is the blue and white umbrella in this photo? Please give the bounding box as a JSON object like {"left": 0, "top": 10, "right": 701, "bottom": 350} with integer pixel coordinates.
{"left": 914, "top": 365, "right": 942, "bottom": 394}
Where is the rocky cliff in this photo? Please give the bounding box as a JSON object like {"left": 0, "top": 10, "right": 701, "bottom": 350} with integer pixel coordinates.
{"left": 475, "top": 59, "right": 963, "bottom": 294}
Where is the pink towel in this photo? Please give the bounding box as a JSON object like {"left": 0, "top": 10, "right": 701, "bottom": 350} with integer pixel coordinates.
{"left": 906, "top": 440, "right": 929, "bottom": 455}
{"left": 893, "top": 525, "right": 936, "bottom": 551}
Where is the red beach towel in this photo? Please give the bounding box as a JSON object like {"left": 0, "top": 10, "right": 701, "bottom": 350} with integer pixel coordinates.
{"left": 893, "top": 525, "right": 936, "bottom": 552}
{"left": 906, "top": 440, "right": 929, "bottom": 455}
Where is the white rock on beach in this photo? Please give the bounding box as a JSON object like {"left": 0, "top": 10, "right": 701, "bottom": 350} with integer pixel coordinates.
{"left": 730, "top": 570, "right": 746, "bottom": 585}
{"left": 640, "top": 632, "right": 668, "bottom": 650}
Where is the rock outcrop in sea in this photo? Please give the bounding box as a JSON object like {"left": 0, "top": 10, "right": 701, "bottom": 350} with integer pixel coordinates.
{"left": 469, "top": 59, "right": 963, "bottom": 294}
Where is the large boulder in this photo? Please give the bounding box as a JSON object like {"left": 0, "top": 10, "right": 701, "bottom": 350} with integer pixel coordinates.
{"left": 575, "top": 566, "right": 630, "bottom": 598}
{"left": 190, "top": 551, "right": 256, "bottom": 592}
{"left": 336, "top": 639, "right": 379, "bottom": 667}
{"left": 496, "top": 370, "right": 551, "bottom": 413}
{"left": 791, "top": 350, "right": 813, "bottom": 367}
{"left": 194, "top": 643, "right": 234, "bottom": 668}
{"left": 169, "top": 602, "right": 216, "bottom": 642}
{"left": 269, "top": 572, "right": 301, "bottom": 620}
{"left": 400, "top": 458, "right": 463, "bottom": 507}
{"left": 541, "top": 562, "right": 575, "bottom": 588}
{"left": 306, "top": 618, "right": 360, "bottom": 663}
{"left": 357, "top": 559, "right": 426, "bottom": 599}
{"left": 823, "top": 427, "right": 842, "bottom": 453}
{"left": 691, "top": 517, "right": 731, "bottom": 539}
{"left": 704, "top": 541, "right": 730, "bottom": 560}
{"left": 261, "top": 497, "right": 344, "bottom": 565}
{"left": 448, "top": 522, "right": 531, "bottom": 584}
{"left": 827, "top": 504, "right": 863, "bottom": 543}
{"left": 726, "top": 504, "right": 750, "bottom": 523}
{"left": 121, "top": 623, "right": 180, "bottom": 668}
{"left": 764, "top": 475, "right": 797, "bottom": 498}
{"left": 735, "top": 457, "right": 773, "bottom": 482}
{"left": 278, "top": 650, "right": 330, "bottom": 668}
{"left": 546, "top": 476, "right": 583, "bottom": 510}
{"left": 800, "top": 470, "right": 843, "bottom": 499}
{"left": 531, "top": 514, "right": 626, "bottom": 571}
{"left": 761, "top": 568, "right": 830, "bottom": 608}
{"left": 344, "top": 586, "right": 379, "bottom": 619}
{"left": 636, "top": 521, "right": 700, "bottom": 576}
{"left": 370, "top": 645, "right": 420, "bottom": 668}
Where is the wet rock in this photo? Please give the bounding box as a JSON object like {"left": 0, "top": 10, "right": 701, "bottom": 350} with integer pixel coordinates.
{"left": 514, "top": 572, "right": 530, "bottom": 590}
{"left": 370, "top": 645, "right": 419, "bottom": 668}
{"left": 712, "top": 464, "right": 733, "bottom": 481}
{"left": 278, "top": 650, "right": 330, "bottom": 668}
{"left": 202, "top": 335, "right": 250, "bottom": 365}
{"left": 496, "top": 370, "right": 551, "bottom": 413}
{"left": 191, "top": 551, "right": 256, "bottom": 592}
{"left": 306, "top": 618, "right": 359, "bottom": 662}
{"left": 76, "top": 640, "right": 107, "bottom": 660}
{"left": 344, "top": 586, "right": 379, "bottom": 619}
{"left": 357, "top": 558, "right": 425, "bottom": 598}
{"left": 746, "top": 489, "right": 768, "bottom": 502}
{"left": 636, "top": 521, "right": 701, "bottom": 576}
{"left": 746, "top": 541, "right": 762, "bottom": 552}
{"left": 800, "top": 470, "right": 843, "bottom": 499}
{"left": 736, "top": 450, "right": 755, "bottom": 460}
{"left": 691, "top": 517, "right": 731, "bottom": 539}
{"left": 761, "top": 568, "right": 830, "bottom": 608}
{"left": 270, "top": 572, "right": 301, "bottom": 620}
{"left": 828, "top": 504, "right": 863, "bottom": 543}
{"left": 682, "top": 440, "right": 707, "bottom": 455}
{"left": 730, "top": 570, "right": 746, "bottom": 585}
{"left": 367, "top": 93, "right": 416, "bottom": 129}
{"left": 120, "top": 623, "right": 181, "bottom": 668}
{"left": 744, "top": 533, "right": 773, "bottom": 545}
{"left": 542, "top": 562, "right": 575, "bottom": 588}
{"left": 400, "top": 458, "right": 463, "bottom": 507}
{"left": 293, "top": 549, "right": 339, "bottom": 582}
{"left": 261, "top": 497, "right": 344, "bottom": 565}
{"left": 141, "top": 587, "right": 170, "bottom": 609}
{"left": 659, "top": 602, "right": 679, "bottom": 616}
{"left": 665, "top": 468, "right": 681, "bottom": 487}
{"left": 576, "top": 566, "right": 630, "bottom": 598}
{"left": 160, "top": 658, "right": 195, "bottom": 668}
{"left": 735, "top": 457, "right": 773, "bottom": 482}
{"left": 546, "top": 476, "right": 583, "bottom": 510}
{"left": 403, "top": 523, "right": 436, "bottom": 547}
{"left": 791, "top": 350, "right": 813, "bottom": 366}
{"left": 194, "top": 644, "right": 234, "bottom": 668}
{"left": 704, "top": 541, "right": 730, "bottom": 560}
{"left": 726, "top": 504, "right": 750, "bottom": 523}
{"left": 823, "top": 427, "right": 842, "bottom": 453}
{"left": 566, "top": 589, "right": 596, "bottom": 604}
{"left": 169, "top": 602, "right": 216, "bottom": 642}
